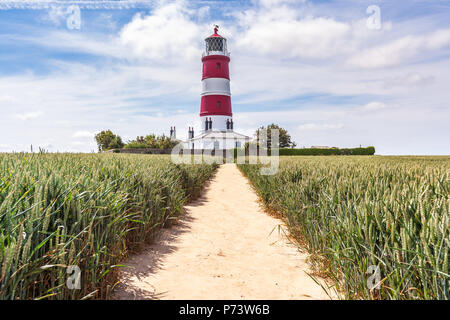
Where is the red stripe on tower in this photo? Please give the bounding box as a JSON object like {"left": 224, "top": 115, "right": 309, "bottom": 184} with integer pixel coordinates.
{"left": 202, "top": 55, "right": 230, "bottom": 80}
{"left": 200, "top": 95, "right": 231, "bottom": 116}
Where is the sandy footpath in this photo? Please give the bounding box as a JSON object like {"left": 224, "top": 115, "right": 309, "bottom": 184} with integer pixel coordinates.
{"left": 112, "top": 163, "right": 333, "bottom": 300}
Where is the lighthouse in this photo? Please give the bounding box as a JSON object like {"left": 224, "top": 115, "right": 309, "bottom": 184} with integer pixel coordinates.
{"left": 188, "top": 26, "right": 249, "bottom": 150}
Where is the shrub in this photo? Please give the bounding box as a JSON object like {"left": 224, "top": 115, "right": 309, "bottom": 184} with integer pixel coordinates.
{"left": 279, "top": 146, "right": 375, "bottom": 156}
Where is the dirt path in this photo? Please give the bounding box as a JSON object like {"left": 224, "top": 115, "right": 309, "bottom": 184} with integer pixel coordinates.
{"left": 112, "top": 164, "right": 332, "bottom": 300}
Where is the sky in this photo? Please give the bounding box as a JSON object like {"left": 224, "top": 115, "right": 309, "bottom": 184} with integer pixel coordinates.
{"left": 0, "top": 0, "right": 449, "bottom": 155}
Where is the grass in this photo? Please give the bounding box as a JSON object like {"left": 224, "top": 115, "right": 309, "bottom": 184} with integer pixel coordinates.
{"left": 0, "top": 153, "right": 217, "bottom": 299}
{"left": 238, "top": 156, "right": 449, "bottom": 299}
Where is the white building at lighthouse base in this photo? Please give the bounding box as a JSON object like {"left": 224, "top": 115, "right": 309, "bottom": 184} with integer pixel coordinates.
{"left": 187, "top": 130, "right": 249, "bottom": 150}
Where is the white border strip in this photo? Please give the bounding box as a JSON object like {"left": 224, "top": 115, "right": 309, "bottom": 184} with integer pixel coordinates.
{"left": 0, "top": 0, "right": 156, "bottom": 10}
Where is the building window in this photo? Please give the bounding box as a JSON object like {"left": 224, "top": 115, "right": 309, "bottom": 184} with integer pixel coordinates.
{"left": 216, "top": 62, "right": 221, "bottom": 69}
{"left": 217, "top": 101, "right": 221, "bottom": 108}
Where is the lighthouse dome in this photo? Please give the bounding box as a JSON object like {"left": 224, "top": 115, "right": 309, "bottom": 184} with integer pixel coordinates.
{"left": 204, "top": 25, "right": 229, "bottom": 57}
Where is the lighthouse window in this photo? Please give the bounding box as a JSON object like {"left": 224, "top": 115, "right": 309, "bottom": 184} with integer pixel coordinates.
{"left": 206, "top": 37, "right": 224, "bottom": 53}
{"left": 217, "top": 101, "right": 221, "bottom": 108}
{"left": 216, "top": 63, "right": 221, "bottom": 69}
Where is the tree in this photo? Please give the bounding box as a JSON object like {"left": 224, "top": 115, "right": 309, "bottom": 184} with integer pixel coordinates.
{"left": 157, "top": 134, "right": 178, "bottom": 149}
{"left": 144, "top": 134, "right": 157, "bottom": 147}
{"left": 95, "top": 130, "right": 124, "bottom": 152}
{"left": 124, "top": 133, "right": 179, "bottom": 149}
{"left": 255, "top": 123, "right": 296, "bottom": 149}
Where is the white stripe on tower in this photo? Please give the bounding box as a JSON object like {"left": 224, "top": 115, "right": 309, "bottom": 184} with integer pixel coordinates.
{"left": 201, "top": 78, "right": 231, "bottom": 96}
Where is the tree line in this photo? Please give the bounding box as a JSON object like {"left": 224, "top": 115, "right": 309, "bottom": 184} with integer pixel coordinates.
{"left": 95, "top": 125, "right": 374, "bottom": 155}
{"left": 94, "top": 130, "right": 178, "bottom": 152}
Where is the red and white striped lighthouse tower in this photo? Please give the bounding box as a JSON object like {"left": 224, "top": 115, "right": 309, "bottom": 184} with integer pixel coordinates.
{"left": 200, "top": 25, "right": 232, "bottom": 132}
{"left": 188, "top": 26, "right": 249, "bottom": 149}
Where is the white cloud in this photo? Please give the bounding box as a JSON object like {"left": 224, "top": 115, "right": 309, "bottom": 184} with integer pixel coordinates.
{"left": 258, "top": 0, "right": 304, "bottom": 7}
{"left": 15, "top": 111, "right": 43, "bottom": 120}
{"left": 0, "top": 95, "right": 16, "bottom": 103}
{"left": 196, "top": 6, "right": 210, "bottom": 21}
{"left": 348, "top": 29, "right": 450, "bottom": 68}
{"left": 383, "top": 73, "right": 435, "bottom": 88}
{"left": 235, "top": 7, "right": 351, "bottom": 59}
{"left": 361, "top": 102, "right": 388, "bottom": 111}
{"left": 46, "top": 6, "right": 67, "bottom": 27}
{"left": 72, "top": 131, "right": 96, "bottom": 138}
{"left": 119, "top": 1, "right": 204, "bottom": 62}
{"left": 298, "top": 123, "right": 344, "bottom": 131}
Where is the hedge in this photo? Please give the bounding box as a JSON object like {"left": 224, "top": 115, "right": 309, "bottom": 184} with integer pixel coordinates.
{"left": 233, "top": 146, "right": 375, "bottom": 157}
{"left": 278, "top": 146, "right": 375, "bottom": 156}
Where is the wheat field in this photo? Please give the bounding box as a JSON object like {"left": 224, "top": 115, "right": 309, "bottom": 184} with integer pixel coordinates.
{"left": 238, "top": 156, "right": 449, "bottom": 299}
{"left": 0, "top": 153, "right": 217, "bottom": 300}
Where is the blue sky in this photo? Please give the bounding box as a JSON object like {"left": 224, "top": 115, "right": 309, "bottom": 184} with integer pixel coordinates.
{"left": 0, "top": 0, "right": 449, "bottom": 154}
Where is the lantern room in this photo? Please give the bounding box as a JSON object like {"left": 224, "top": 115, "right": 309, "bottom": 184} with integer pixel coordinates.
{"left": 204, "top": 25, "right": 229, "bottom": 57}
